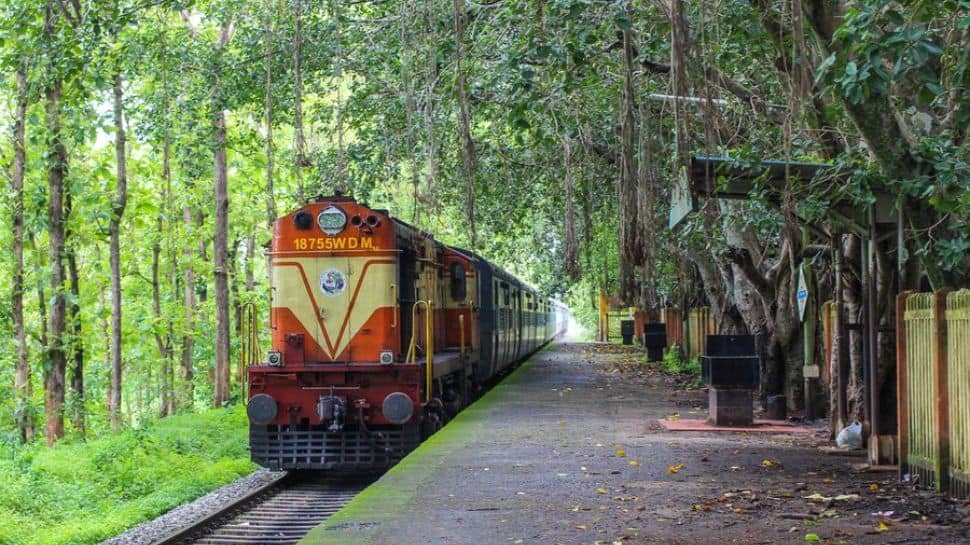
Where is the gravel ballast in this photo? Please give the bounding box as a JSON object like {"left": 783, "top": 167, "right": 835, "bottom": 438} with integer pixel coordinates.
{"left": 98, "top": 469, "right": 283, "bottom": 545}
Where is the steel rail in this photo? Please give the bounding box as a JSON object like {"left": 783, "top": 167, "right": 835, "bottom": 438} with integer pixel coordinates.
{"left": 150, "top": 472, "right": 365, "bottom": 545}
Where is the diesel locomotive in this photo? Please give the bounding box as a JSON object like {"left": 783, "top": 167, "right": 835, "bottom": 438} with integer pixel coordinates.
{"left": 247, "top": 194, "right": 568, "bottom": 470}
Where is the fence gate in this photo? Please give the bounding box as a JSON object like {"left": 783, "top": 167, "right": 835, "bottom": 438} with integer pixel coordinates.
{"left": 899, "top": 289, "right": 970, "bottom": 498}
{"left": 901, "top": 293, "right": 942, "bottom": 489}
{"left": 947, "top": 291, "right": 970, "bottom": 497}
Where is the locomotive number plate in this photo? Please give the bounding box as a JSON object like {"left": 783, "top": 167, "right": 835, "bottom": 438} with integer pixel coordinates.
{"left": 294, "top": 237, "right": 375, "bottom": 250}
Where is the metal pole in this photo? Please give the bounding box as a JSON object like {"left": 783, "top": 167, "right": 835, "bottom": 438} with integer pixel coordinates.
{"left": 802, "top": 228, "right": 817, "bottom": 421}
{"left": 867, "top": 205, "right": 880, "bottom": 452}
{"left": 834, "top": 234, "right": 848, "bottom": 430}
{"left": 860, "top": 233, "right": 871, "bottom": 439}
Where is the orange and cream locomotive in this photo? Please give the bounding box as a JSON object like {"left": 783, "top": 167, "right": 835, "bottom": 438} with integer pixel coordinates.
{"left": 247, "top": 194, "right": 567, "bottom": 470}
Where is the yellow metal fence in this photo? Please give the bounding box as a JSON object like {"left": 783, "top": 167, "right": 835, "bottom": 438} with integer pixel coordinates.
{"left": 947, "top": 291, "right": 970, "bottom": 498}
{"left": 899, "top": 289, "right": 970, "bottom": 498}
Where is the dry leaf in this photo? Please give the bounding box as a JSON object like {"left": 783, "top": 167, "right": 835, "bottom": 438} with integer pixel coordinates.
{"left": 575, "top": 524, "right": 588, "bottom": 530}
{"left": 628, "top": 460, "right": 640, "bottom": 467}
{"left": 596, "top": 487, "right": 608, "bottom": 494}
{"left": 616, "top": 448, "right": 626, "bottom": 458}
{"left": 868, "top": 483, "right": 879, "bottom": 492}
{"left": 667, "top": 463, "right": 685, "bottom": 474}
{"left": 762, "top": 459, "right": 776, "bottom": 468}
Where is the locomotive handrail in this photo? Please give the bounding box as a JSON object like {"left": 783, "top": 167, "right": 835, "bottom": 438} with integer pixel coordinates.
{"left": 425, "top": 301, "right": 434, "bottom": 403}
{"left": 405, "top": 300, "right": 426, "bottom": 364}
{"left": 405, "top": 300, "right": 435, "bottom": 404}
{"left": 390, "top": 283, "right": 398, "bottom": 328}
{"left": 459, "top": 314, "right": 466, "bottom": 358}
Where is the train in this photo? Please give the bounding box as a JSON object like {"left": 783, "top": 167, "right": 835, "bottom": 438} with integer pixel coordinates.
{"left": 247, "top": 194, "right": 568, "bottom": 471}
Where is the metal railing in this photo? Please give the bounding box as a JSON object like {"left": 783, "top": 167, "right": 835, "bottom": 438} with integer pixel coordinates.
{"left": 406, "top": 300, "right": 435, "bottom": 403}
{"left": 898, "top": 289, "right": 970, "bottom": 498}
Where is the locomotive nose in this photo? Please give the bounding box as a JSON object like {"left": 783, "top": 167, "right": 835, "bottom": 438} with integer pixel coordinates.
{"left": 247, "top": 393, "right": 278, "bottom": 424}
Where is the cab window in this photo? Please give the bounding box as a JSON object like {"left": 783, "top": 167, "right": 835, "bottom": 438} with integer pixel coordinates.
{"left": 450, "top": 262, "right": 467, "bottom": 301}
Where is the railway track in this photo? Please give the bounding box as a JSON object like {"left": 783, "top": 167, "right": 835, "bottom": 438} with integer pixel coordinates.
{"left": 152, "top": 472, "right": 368, "bottom": 545}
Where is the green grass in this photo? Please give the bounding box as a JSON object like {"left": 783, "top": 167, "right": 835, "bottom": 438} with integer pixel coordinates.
{"left": 0, "top": 405, "right": 256, "bottom": 545}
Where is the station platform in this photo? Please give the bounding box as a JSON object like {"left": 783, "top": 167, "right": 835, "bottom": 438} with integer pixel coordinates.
{"left": 300, "top": 342, "right": 969, "bottom": 545}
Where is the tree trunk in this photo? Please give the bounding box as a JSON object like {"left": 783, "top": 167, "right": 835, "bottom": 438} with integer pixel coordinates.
{"left": 180, "top": 200, "right": 196, "bottom": 409}
{"left": 109, "top": 71, "right": 128, "bottom": 431}
{"left": 212, "top": 25, "right": 233, "bottom": 407}
{"left": 158, "top": 68, "right": 177, "bottom": 416}
{"left": 618, "top": 9, "right": 640, "bottom": 302}
{"left": 11, "top": 61, "right": 31, "bottom": 443}
{"left": 67, "top": 247, "right": 84, "bottom": 436}
{"left": 451, "top": 0, "right": 477, "bottom": 249}
{"left": 264, "top": 0, "right": 277, "bottom": 225}
{"left": 44, "top": 74, "right": 68, "bottom": 446}
{"left": 293, "top": 0, "right": 306, "bottom": 202}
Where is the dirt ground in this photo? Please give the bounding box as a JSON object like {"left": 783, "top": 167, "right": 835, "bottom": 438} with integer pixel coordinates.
{"left": 304, "top": 342, "right": 970, "bottom": 545}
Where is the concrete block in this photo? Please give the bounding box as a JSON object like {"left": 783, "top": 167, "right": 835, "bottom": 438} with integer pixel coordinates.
{"left": 708, "top": 387, "right": 754, "bottom": 426}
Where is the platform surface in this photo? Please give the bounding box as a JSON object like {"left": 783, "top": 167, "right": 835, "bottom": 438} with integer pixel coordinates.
{"left": 300, "top": 342, "right": 967, "bottom": 545}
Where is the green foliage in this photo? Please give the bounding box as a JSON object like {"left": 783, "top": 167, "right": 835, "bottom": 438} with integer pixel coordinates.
{"left": 661, "top": 345, "right": 701, "bottom": 377}
{"left": 0, "top": 406, "right": 255, "bottom": 545}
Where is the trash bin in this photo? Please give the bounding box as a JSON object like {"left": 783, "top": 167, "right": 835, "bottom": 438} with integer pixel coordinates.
{"left": 701, "top": 335, "right": 760, "bottom": 426}
{"left": 643, "top": 323, "right": 667, "bottom": 361}
{"left": 620, "top": 320, "right": 635, "bottom": 345}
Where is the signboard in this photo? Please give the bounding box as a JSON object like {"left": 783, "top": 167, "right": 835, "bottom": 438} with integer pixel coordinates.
{"left": 803, "top": 364, "right": 820, "bottom": 378}
{"left": 796, "top": 263, "right": 809, "bottom": 321}
{"left": 668, "top": 165, "right": 695, "bottom": 229}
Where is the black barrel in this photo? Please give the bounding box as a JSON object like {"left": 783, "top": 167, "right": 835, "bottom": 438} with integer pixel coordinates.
{"left": 620, "top": 320, "right": 635, "bottom": 345}
{"left": 643, "top": 323, "right": 667, "bottom": 361}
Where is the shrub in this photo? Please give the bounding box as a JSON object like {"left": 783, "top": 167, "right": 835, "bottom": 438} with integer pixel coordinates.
{"left": 0, "top": 405, "right": 256, "bottom": 545}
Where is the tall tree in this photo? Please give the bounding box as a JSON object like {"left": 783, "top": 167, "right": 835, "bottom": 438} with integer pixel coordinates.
{"left": 109, "top": 68, "right": 129, "bottom": 430}
{"left": 211, "top": 20, "right": 235, "bottom": 407}
{"left": 42, "top": 0, "right": 71, "bottom": 445}
{"left": 451, "top": 0, "right": 477, "bottom": 249}
{"left": 10, "top": 60, "right": 32, "bottom": 443}
{"left": 293, "top": 0, "right": 306, "bottom": 202}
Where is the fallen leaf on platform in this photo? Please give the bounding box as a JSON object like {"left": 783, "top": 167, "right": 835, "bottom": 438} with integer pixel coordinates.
{"left": 822, "top": 477, "right": 833, "bottom": 485}
{"left": 803, "top": 493, "right": 832, "bottom": 502}
{"left": 628, "top": 460, "right": 640, "bottom": 467}
{"left": 667, "top": 464, "right": 685, "bottom": 474}
{"left": 616, "top": 448, "right": 626, "bottom": 458}
{"left": 868, "top": 483, "right": 879, "bottom": 492}
{"left": 804, "top": 533, "right": 820, "bottom": 542}
{"left": 833, "top": 494, "right": 860, "bottom": 501}
{"left": 877, "top": 520, "right": 891, "bottom": 532}
{"left": 575, "top": 524, "right": 587, "bottom": 530}
{"left": 761, "top": 459, "right": 777, "bottom": 468}
{"left": 596, "top": 488, "right": 608, "bottom": 494}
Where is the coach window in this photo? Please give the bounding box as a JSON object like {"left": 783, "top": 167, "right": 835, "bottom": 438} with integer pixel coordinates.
{"left": 502, "top": 283, "right": 510, "bottom": 306}
{"left": 450, "top": 262, "right": 467, "bottom": 301}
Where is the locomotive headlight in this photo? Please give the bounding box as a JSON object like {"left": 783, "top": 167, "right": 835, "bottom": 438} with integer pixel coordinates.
{"left": 382, "top": 392, "right": 414, "bottom": 424}
{"left": 267, "top": 351, "right": 283, "bottom": 366}
{"left": 379, "top": 350, "right": 394, "bottom": 365}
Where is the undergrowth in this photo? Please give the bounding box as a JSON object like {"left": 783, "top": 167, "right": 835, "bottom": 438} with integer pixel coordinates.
{"left": 658, "top": 345, "right": 703, "bottom": 387}
{"left": 0, "top": 405, "right": 255, "bottom": 545}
